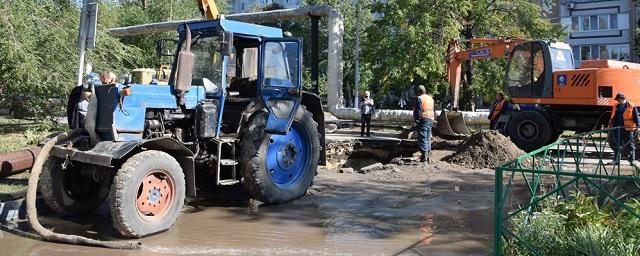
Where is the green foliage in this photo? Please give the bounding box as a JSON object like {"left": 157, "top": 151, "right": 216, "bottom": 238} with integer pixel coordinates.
{"left": 364, "top": 0, "right": 464, "bottom": 97}
{"left": 363, "top": 0, "right": 567, "bottom": 109}
{"left": 506, "top": 192, "right": 640, "bottom": 256}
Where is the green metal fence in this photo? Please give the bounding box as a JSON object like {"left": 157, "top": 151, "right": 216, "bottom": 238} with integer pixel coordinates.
{"left": 495, "top": 127, "right": 640, "bottom": 255}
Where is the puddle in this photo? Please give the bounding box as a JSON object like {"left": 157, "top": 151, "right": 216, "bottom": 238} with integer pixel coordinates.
{"left": 0, "top": 166, "right": 495, "bottom": 256}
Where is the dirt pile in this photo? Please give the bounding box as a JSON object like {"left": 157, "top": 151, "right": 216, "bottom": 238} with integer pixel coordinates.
{"left": 445, "top": 130, "right": 524, "bottom": 169}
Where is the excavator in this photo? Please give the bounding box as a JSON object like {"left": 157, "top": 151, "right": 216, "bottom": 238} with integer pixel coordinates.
{"left": 436, "top": 37, "right": 526, "bottom": 137}
{"left": 441, "top": 37, "right": 640, "bottom": 151}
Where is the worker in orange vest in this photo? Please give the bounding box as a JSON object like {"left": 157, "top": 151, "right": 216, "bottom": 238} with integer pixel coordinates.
{"left": 608, "top": 92, "right": 640, "bottom": 164}
{"left": 413, "top": 85, "right": 436, "bottom": 163}
{"left": 489, "top": 92, "right": 506, "bottom": 130}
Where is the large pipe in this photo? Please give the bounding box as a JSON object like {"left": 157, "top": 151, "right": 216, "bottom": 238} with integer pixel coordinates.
{"left": 107, "top": 6, "right": 488, "bottom": 124}
{"left": 0, "top": 147, "right": 40, "bottom": 178}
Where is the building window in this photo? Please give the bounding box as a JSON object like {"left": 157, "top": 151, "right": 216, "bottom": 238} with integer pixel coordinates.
{"left": 571, "top": 14, "right": 619, "bottom": 32}
{"left": 580, "top": 16, "right": 590, "bottom": 31}
{"left": 241, "top": 3, "right": 244, "bottom": 10}
{"left": 590, "top": 45, "right": 599, "bottom": 59}
{"left": 589, "top": 16, "right": 598, "bottom": 30}
{"left": 581, "top": 46, "right": 591, "bottom": 60}
{"left": 599, "top": 45, "right": 608, "bottom": 59}
{"left": 573, "top": 44, "right": 630, "bottom": 62}
{"left": 610, "top": 14, "right": 618, "bottom": 29}
{"left": 598, "top": 15, "right": 608, "bottom": 30}
{"left": 571, "top": 17, "right": 579, "bottom": 31}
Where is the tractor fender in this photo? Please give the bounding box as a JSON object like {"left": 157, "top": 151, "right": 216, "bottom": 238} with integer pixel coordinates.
{"left": 50, "top": 137, "right": 197, "bottom": 197}
{"left": 235, "top": 92, "right": 326, "bottom": 166}
{"left": 301, "top": 92, "right": 326, "bottom": 166}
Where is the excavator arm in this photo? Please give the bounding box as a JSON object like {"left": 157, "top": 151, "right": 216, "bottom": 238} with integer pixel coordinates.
{"left": 434, "top": 37, "right": 526, "bottom": 137}
{"left": 198, "top": 0, "right": 220, "bottom": 20}
{"left": 446, "top": 38, "right": 526, "bottom": 110}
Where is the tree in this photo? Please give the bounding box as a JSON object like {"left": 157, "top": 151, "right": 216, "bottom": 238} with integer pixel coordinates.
{"left": 362, "top": 0, "right": 566, "bottom": 110}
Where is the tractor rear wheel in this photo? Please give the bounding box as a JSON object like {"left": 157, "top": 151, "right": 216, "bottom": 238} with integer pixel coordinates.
{"left": 109, "top": 150, "right": 185, "bottom": 238}
{"left": 508, "top": 110, "right": 553, "bottom": 152}
{"left": 239, "top": 106, "right": 320, "bottom": 204}
{"left": 38, "top": 157, "right": 110, "bottom": 216}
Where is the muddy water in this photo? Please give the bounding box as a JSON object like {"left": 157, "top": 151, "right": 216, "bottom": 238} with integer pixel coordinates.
{"left": 0, "top": 165, "right": 495, "bottom": 256}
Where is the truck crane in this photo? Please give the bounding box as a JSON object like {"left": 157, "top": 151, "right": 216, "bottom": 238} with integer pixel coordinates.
{"left": 442, "top": 38, "right": 640, "bottom": 152}
{"left": 29, "top": 0, "right": 326, "bottom": 240}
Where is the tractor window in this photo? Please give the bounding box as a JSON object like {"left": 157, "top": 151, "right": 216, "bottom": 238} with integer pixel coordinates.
{"left": 190, "top": 36, "right": 223, "bottom": 93}
{"left": 262, "top": 41, "right": 299, "bottom": 87}
{"left": 242, "top": 48, "right": 258, "bottom": 79}
{"left": 263, "top": 42, "right": 290, "bottom": 81}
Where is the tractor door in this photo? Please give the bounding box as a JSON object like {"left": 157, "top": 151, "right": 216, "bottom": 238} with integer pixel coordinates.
{"left": 258, "top": 38, "right": 303, "bottom": 134}
{"left": 506, "top": 41, "right": 554, "bottom": 99}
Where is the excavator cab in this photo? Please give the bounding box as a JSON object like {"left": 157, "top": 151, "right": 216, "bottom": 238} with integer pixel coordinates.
{"left": 505, "top": 41, "right": 574, "bottom": 99}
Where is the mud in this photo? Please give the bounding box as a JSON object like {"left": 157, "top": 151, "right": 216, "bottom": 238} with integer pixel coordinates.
{"left": 0, "top": 146, "right": 497, "bottom": 256}
{"left": 444, "top": 130, "right": 524, "bottom": 169}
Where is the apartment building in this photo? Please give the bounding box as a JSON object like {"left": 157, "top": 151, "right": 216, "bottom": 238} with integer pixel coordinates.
{"left": 549, "top": 0, "right": 639, "bottom": 65}
{"left": 227, "top": 0, "right": 302, "bottom": 13}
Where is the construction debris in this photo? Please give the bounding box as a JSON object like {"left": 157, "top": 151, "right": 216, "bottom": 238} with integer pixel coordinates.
{"left": 444, "top": 130, "right": 524, "bottom": 169}
{"left": 357, "top": 163, "right": 384, "bottom": 174}
{"left": 338, "top": 167, "right": 354, "bottom": 173}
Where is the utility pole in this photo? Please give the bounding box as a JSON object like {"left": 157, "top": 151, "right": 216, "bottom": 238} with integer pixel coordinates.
{"left": 354, "top": 0, "right": 361, "bottom": 109}
{"left": 77, "top": 0, "right": 98, "bottom": 86}
{"left": 630, "top": 0, "right": 638, "bottom": 63}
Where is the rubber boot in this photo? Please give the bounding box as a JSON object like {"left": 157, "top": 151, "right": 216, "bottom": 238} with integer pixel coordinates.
{"left": 426, "top": 152, "right": 431, "bottom": 164}
{"left": 420, "top": 151, "right": 427, "bottom": 162}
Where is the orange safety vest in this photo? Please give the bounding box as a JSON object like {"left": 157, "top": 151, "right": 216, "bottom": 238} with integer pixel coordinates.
{"left": 490, "top": 99, "right": 505, "bottom": 121}
{"left": 609, "top": 102, "right": 636, "bottom": 131}
{"left": 418, "top": 94, "right": 435, "bottom": 120}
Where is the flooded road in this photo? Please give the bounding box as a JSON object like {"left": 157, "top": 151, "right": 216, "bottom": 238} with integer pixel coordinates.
{"left": 0, "top": 154, "right": 495, "bottom": 256}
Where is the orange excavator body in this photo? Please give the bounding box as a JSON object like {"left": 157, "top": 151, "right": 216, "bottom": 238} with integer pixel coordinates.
{"left": 511, "top": 60, "right": 640, "bottom": 107}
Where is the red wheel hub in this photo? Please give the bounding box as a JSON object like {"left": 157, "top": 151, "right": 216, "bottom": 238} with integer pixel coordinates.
{"left": 136, "top": 171, "right": 174, "bottom": 221}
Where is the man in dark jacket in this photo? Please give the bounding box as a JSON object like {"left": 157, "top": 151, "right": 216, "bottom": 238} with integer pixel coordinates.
{"left": 609, "top": 93, "right": 640, "bottom": 164}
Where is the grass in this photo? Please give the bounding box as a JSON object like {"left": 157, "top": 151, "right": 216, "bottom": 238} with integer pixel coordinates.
{"left": 0, "top": 115, "right": 64, "bottom": 201}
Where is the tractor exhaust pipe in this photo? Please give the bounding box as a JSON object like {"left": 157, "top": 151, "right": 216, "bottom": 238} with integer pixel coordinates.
{"left": 0, "top": 147, "right": 40, "bottom": 178}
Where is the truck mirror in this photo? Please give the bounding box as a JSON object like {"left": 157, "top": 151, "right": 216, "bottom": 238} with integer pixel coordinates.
{"left": 220, "top": 31, "right": 234, "bottom": 56}
{"left": 175, "top": 24, "right": 194, "bottom": 105}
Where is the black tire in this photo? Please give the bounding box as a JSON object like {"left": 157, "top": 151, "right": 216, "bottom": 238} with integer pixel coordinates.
{"left": 239, "top": 106, "right": 320, "bottom": 204}
{"left": 508, "top": 110, "right": 553, "bottom": 152}
{"left": 549, "top": 129, "right": 563, "bottom": 143}
{"left": 38, "top": 157, "right": 109, "bottom": 216}
{"left": 109, "top": 150, "right": 185, "bottom": 238}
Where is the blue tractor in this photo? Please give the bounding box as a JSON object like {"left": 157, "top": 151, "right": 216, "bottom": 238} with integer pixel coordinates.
{"left": 40, "top": 18, "right": 325, "bottom": 237}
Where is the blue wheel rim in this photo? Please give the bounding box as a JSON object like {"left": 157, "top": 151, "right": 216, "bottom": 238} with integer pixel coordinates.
{"left": 266, "top": 122, "right": 311, "bottom": 188}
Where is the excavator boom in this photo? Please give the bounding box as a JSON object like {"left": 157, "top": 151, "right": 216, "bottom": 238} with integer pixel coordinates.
{"left": 446, "top": 37, "right": 526, "bottom": 110}
{"left": 198, "top": 0, "right": 220, "bottom": 20}
{"left": 437, "top": 37, "right": 526, "bottom": 137}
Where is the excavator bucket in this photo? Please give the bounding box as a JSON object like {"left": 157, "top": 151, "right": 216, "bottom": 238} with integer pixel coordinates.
{"left": 434, "top": 110, "right": 471, "bottom": 137}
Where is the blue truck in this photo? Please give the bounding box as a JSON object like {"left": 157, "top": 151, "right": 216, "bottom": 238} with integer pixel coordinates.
{"left": 41, "top": 18, "right": 325, "bottom": 238}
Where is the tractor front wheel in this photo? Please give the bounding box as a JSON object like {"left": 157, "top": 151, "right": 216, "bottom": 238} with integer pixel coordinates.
{"left": 239, "top": 106, "right": 320, "bottom": 204}
{"left": 109, "top": 150, "right": 185, "bottom": 238}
